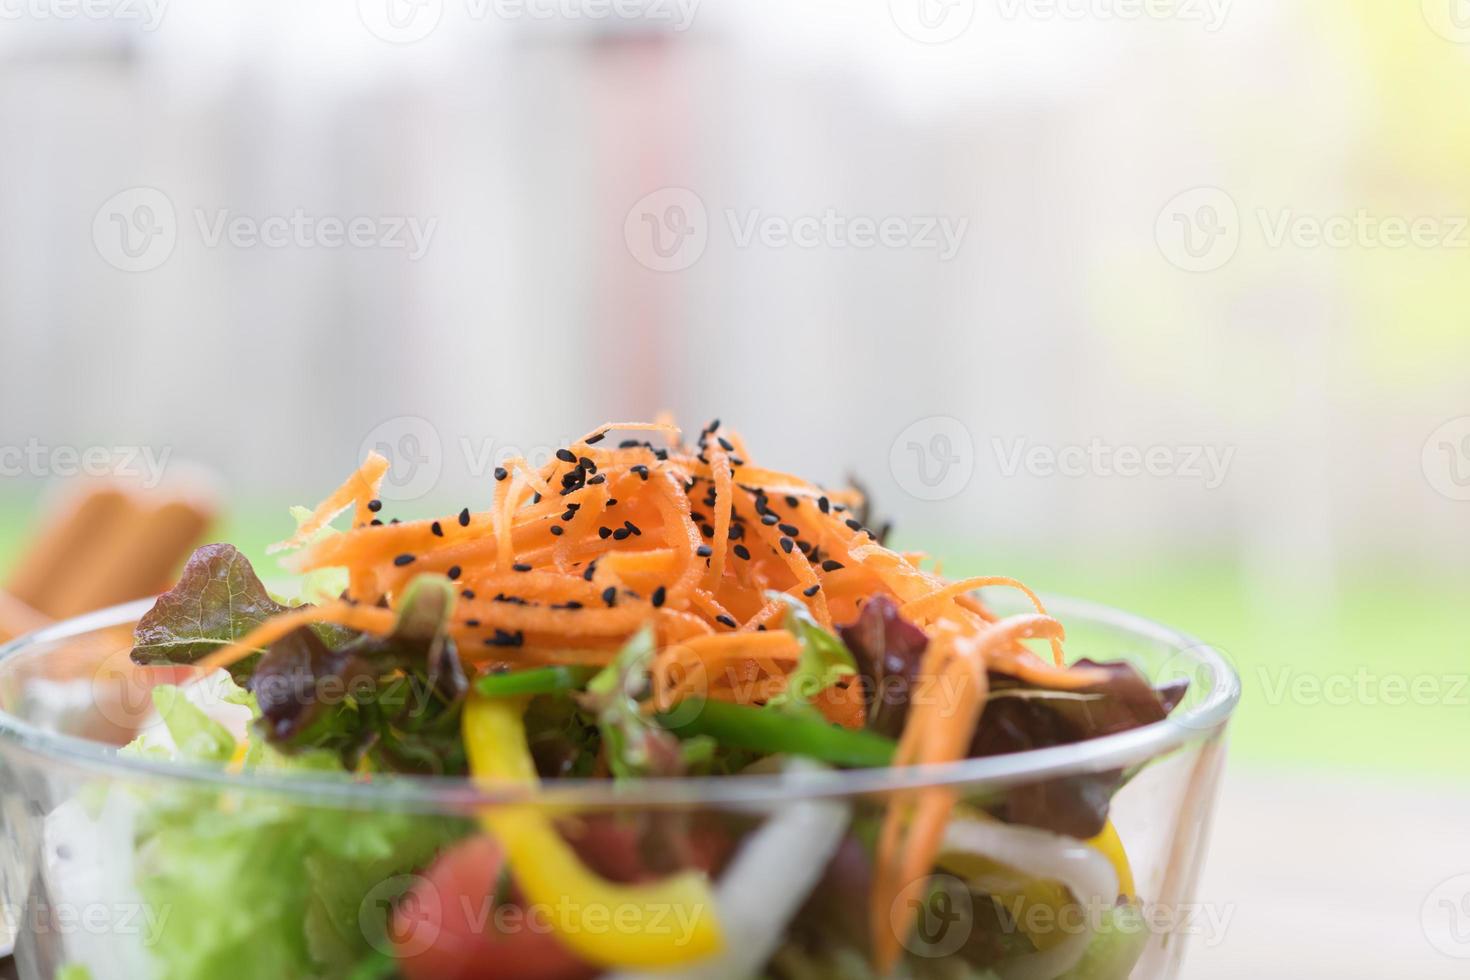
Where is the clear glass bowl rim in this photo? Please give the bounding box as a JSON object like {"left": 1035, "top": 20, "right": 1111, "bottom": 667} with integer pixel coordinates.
{"left": 0, "top": 594, "right": 1240, "bottom": 812}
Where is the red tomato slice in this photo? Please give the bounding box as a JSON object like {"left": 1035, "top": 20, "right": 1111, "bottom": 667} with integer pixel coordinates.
{"left": 393, "top": 836, "right": 595, "bottom": 980}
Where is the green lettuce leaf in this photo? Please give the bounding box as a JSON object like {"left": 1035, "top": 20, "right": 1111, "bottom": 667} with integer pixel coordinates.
{"left": 148, "top": 686, "right": 237, "bottom": 763}
{"left": 120, "top": 678, "right": 467, "bottom": 980}
{"left": 581, "top": 625, "right": 706, "bottom": 777}
{"left": 249, "top": 575, "right": 468, "bottom": 775}
{"left": 764, "top": 591, "right": 856, "bottom": 717}
{"left": 130, "top": 544, "right": 293, "bottom": 682}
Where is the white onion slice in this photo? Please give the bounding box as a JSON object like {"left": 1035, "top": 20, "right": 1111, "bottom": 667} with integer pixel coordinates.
{"left": 942, "top": 816, "right": 1119, "bottom": 980}
{"left": 608, "top": 764, "right": 850, "bottom": 980}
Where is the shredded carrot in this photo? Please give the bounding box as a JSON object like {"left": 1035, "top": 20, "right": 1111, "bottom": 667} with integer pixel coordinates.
{"left": 268, "top": 452, "right": 389, "bottom": 554}
{"left": 702, "top": 442, "right": 734, "bottom": 590}
{"left": 902, "top": 575, "right": 1063, "bottom": 665}
{"left": 195, "top": 602, "right": 396, "bottom": 674}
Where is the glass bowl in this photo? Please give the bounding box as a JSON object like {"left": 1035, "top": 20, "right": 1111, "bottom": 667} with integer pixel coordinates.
{"left": 0, "top": 593, "right": 1238, "bottom": 980}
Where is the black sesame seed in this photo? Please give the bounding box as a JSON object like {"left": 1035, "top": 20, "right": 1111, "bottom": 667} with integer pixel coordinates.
{"left": 690, "top": 511, "right": 707, "bottom": 522}
{"left": 779, "top": 537, "right": 794, "bottom": 554}
{"left": 633, "top": 465, "right": 649, "bottom": 480}
{"left": 734, "top": 544, "right": 751, "bottom": 560}
{"left": 494, "top": 466, "right": 508, "bottom": 481}
{"left": 606, "top": 499, "right": 618, "bottom": 507}
{"left": 717, "top": 436, "right": 735, "bottom": 452}
{"left": 624, "top": 520, "right": 642, "bottom": 537}
{"left": 821, "top": 560, "right": 844, "bottom": 572}
{"left": 701, "top": 524, "right": 715, "bottom": 538}
{"left": 845, "top": 518, "right": 863, "bottom": 531}
{"left": 550, "top": 525, "right": 564, "bottom": 536}
{"left": 465, "top": 618, "right": 481, "bottom": 628}
{"left": 583, "top": 564, "right": 597, "bottom": 581}
{"left": 393, "top": 554, "right": 415, "bottom": 567}
{"left": 785, "top": 495, "right": 799, "bottom": 508}
{"left": 761, "top": 513, "right": 780, "bottom": 526}
{"left": 613, "top": 528, "right": 631, "bottom": 541}
{"left": 587, "top": 474, "right": 607, "bottom": 485}
{"left": 818, "top": 496, "right": 830, "bottom": 514}
{"left": 599, "top": 526, "right": 613, "bottom": 539}
{"left": 602, "top": 586, "right": 617, "bottom": 607}
{"left": 619, "top": 439, "right": 640, "bottom": 449}
{"left": 563, "top": 600, "right": 584, "bottom": 610}
{"left": 556, "top": 448, "right": 577, "bottom": 464}
{"left": 513, "top": 563, "right": 532, "bottom": 572}
{"left": 706, "top": 417, "right": 721, "bottom": 432}
{"left": 367, "top": 498, "right": 383, "bottom": 513}
{"left": 458, "top": 508, "right": 471, "bottom": 527}
{"left": 579, "top": 457, "right": 595, "bottom": 472}
{"left": 778, "top": 523, "right": 800, "bottom": 537}
{"left": 447, "top": 565, "right": 462, "bottom": 580}
{"left": 696, "top": 545, "right": 713, "bottom": 558}
{"left": 431, "top": 521, "right": 443, "bottom": 537}
{"left": 803, "top": 584, "right": 821, "bottom": 597}
{"left": 461, "top": 589, "right": 477, "bottom": 600}
{"left": 390, "top": 518, "right": 401, "bottom": 525}
{"left": 370, "top": 518, "right": 383, "bottom": 526}
{"left": 531, "top": 492, "right": 542, "bottom": 504}
{"left": 716, "top": 614, "right": 737, "bottom": 628}
{"left": 585, "top": 431, "right": 606, "bottom": 445}
{"left": 651, "top": 586, "right": 667, "bottom": 608}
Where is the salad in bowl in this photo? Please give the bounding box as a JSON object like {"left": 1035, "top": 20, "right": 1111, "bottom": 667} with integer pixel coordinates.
{"left": 0, "top": 420, "right": 1237, "bottom": 980}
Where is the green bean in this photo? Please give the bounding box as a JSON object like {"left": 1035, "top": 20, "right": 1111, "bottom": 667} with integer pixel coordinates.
{"left": 473, "top": 665, "right": 599, "bottom": 699}
{"left": 656, "top": 699, "right": 896, "bottom": 769}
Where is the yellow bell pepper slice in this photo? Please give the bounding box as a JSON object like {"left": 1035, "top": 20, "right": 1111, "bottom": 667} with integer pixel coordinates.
{"left": 462, "top": 692, "right": 724, "bottom": 969}
{"left": 1087, "top": 819, "right": 1135, "bottom": 898}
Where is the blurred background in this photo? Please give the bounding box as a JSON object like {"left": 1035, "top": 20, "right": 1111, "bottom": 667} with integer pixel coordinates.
{"left": 1, "top": 0, "right": 1468, "bottom": 975}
